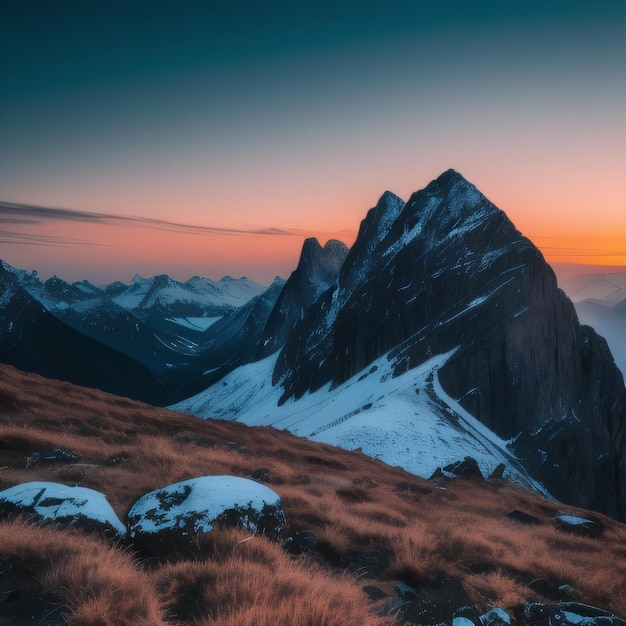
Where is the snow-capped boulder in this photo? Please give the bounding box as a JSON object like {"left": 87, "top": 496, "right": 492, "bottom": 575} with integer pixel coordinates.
{"left": 127, "top": 476, "right": 285, "bottom": 549}
{"left": 523, "top": 602, "right": 626, "bottom": 626}
{"left": 555, "top": 514, "right": 605, "bottom": 538}
{"left": 0, "top": 481, "right": 126, "bottom": 535}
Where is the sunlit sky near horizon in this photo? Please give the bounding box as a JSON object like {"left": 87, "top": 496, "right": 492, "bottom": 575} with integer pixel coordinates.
{"left": 1, "top": 1, "right": 625, "bottom": 285}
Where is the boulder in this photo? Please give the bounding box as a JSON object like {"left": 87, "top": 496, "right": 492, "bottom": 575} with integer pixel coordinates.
{"left": 506, "top": 509, "right": 542, "bottom": 525}
{"left": 522, "top": 602, "right": 626, "bottom": 625}
{"left": 453, "top": 606, "right": 511, "bottom": 626}
{"left": 442, "top": 457, "right": 484, "bottom": 479}
{"left": 0, "top": 481, "right": 126, "bottom": 535}
{"left": 283, "top": 530, "right": 317, "bottom": 555}
{"left": 555, "top": 514, "right": 605, "bottom": 538}
{"left": 26, "top": 448, "right": 80, "bottom": 467}
{"left": 127, "top": 476, "right": 285, "bottom": 549}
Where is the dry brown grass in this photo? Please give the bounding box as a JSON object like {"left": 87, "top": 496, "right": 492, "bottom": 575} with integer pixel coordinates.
{"left": 0, "top": 518, "right": 166, "bottom": 625}
{"left": 2, "top": 362, "right": 626, "bottom": 624}
{"left": 156, "top": 528, "right": 391, "bottom": 626}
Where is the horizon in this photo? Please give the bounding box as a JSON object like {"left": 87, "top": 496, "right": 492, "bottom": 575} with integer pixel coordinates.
{"left": 1, "top": 2, "right": 625, "bottom": 284}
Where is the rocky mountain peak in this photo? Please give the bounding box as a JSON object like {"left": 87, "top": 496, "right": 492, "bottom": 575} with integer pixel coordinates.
{"left": 270, "top": 170, "right": 626, "bottom": 519}
{"left": 255, "top": 237, "right": 349, "bottom": 360}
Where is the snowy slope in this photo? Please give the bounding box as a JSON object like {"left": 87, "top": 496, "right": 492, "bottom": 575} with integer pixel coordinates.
{"left": 173, "top": 350, "right": 548, "bottom": 495}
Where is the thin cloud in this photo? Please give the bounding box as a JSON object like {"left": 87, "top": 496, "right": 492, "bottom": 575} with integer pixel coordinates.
{"left": 0, "top": 201, "right": 311, "bottom": 238}
{"left": 0, "top": 230, "right": 113, "bottom": 247}
{"left": 540, "top": 246, "right": 626, "bottom": 258}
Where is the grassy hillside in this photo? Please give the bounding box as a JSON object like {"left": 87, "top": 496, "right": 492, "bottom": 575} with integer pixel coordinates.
{"left": 0, "top": 363, "right": 625, "bottom": 625}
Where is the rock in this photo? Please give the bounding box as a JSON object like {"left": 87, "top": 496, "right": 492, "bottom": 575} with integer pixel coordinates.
{"left": 442, "top": 457, "right": 484, "bottom": 479}
{"left": 127, "top": 476, "right": 285, "bottom": 548}
{"left": 452, "top": 606, "right": 511, "bottom": 626}
{"left": 453, "top": 606, "right": 481, "bottom": 625}
{"left": 27, "top": 448, "right": 80, "bottom": 467}
{"left": 555, "top": 514, "right": 605, "bottom": 538}
{"left": 282, "top": 530, "right": 317, "bottom": 555}
{"left": 522, "top": 602, "right": 626, "bottom": 626}
{"left": 0, "top": 481, "right": 126, "bottom": 535}
{"left": 489, "top": 463, "right": 506, "bottom": 480}
{"left": 251, "top": 468, "right": 270, "bottom": 483}
{"left": 479, "top": 607, "right": 511, "bottom": 625}
{"left": 506, "top": 509, "right": 542, "bottom": 525}
{"left": 362, "top": 585, "right": 387, "bottom": 601}
{"left": 428, "top": 467, "right": 445, "bottom": 481}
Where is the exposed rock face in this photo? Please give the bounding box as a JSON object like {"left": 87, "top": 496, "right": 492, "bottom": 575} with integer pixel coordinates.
{"left": 256, "top": 238, "right": 349, "bottom": 359}
{"left": 272, "top": 170, "right": 626, "bottom": 519}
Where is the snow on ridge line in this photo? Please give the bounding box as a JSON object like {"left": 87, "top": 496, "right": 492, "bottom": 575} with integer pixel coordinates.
{"left": 432, "top": 372, "right": 551, "bottom": 497}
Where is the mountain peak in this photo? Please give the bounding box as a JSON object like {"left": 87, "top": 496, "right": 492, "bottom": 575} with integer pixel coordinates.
{"left": 256, "top": 237, "right": 349, "bottom": 360}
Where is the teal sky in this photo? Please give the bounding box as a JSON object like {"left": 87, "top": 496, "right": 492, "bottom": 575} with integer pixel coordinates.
{"left": 1, "top": 1, "right": 625, "bottom": 283}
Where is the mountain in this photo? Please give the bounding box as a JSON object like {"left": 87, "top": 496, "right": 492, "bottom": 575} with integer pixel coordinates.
{"left": 0, "top": 264, "right": 168, "bottom": 403}
{"left": 561, "top": 271, "right": 626, "bottom": 306}
{"left": 256, "top": 238, "right": 349, "bottom": 359}
{"left": 0, "top": 261, "right": 273, "bottom": 404}
{"left": 163, "top": 276, "right": 286, "bottom": 400}
{"left": 176, "top": 170, "right": 626, "bottom": 521}
{"left": 559, "top": 272, "right": 626, "bottom": 377}
{"left": 109, "top": 273, "right": 266, "bottom": 319}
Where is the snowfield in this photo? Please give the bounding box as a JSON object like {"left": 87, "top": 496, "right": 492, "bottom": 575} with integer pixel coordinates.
{"left": 173, "top": 350, "right": 548, "bottom": 496}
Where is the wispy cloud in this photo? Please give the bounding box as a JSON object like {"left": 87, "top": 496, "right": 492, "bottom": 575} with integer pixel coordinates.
{"left": 0, "top": 230, "right": 111, "bottom": 247}
{"left": 0, "top": 201, "right": 311, "bottom": 238}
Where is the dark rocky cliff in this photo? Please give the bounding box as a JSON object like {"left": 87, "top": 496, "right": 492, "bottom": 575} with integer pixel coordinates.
{"left": 256, "top": 238, "right": 348, "bottom": 359}
{"left": 272, "top": 170, "right": 626, "bottom": 519}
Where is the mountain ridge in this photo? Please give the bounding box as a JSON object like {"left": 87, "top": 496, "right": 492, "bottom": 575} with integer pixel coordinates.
{"left": 178, "top": 170, "right": 626, "bottom": 521}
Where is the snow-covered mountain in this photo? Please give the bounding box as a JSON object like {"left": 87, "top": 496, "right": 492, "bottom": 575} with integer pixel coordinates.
{"left": 9, "top": 266, "right": 266, "bottom": 321}
{"left": 0, "top": 263, "right": 168, "bottom": 403}
{"left": 109, "top": 273, "right": 266, "bottom": 318}
{"left": 174, "top": 170, "right": 626, "bottom": 521}
{"left": 0, "top": 261, "right": 276, "bottom": 403}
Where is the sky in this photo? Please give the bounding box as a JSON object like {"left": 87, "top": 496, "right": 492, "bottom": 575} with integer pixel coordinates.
{"left": 1, "top": 0, "right": 625, "bottom": 285}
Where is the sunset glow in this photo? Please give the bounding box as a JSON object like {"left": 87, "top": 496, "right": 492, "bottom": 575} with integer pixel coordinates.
{"left": 1, "top": 2, "right": 624, "bottom": 285}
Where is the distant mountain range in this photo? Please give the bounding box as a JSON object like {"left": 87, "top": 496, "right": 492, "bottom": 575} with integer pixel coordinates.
{"left": 559, "top": 271, "right": 626, "bottom": 376}
{"left": 0, "top": 261, "right": 283, "bottom": 404}
{"left": 1, "top": 170, "right": 625, "bottom": 522}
